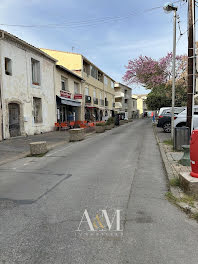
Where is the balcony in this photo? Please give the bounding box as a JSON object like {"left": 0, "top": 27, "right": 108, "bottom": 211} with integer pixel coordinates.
{"left": 124, "top": 94, "right": 130, "bottom": 99}
{"left": 85, "top": 95, "right": 92, "bottom": 104}
{"left": 115, "top": 102, "right": 122, "bottom": 109}
{"left": 93, "top": 97, "right": 98, "bottom": 105}
{"left": 115, "top": 92, "right": 124, "bottom": 98}
{"left": 114, "top": 83, "right": 120, "bottom": 88}
{"left": 100, "top": 99, "right": 104, "bottom": 106}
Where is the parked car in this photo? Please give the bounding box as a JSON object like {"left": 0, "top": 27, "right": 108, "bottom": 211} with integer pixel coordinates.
{"left": 158, "top": 107, "right": 186, "bottom": 119}
{"left": 157, "top": 114, "right": 172, "bottom": 133}
{"left": 157, "top": 107, "right": 186, "bottom": 133}
{"left": 174, "top": 106, "right": 198, "bottom": 129}
{"left": 158, "top": 107, "right": 171, "bottom": 118}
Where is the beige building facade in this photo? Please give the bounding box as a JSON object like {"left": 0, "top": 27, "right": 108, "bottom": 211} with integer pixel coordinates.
{"left": 41, "top": 49, "right": 115, "bottom": 121}
{"left": 114, "top": 83, "right": 132, "bottom": 119}
{"left": 132, "top": 94, "right": 147, "bottom": 118}
{"left": 55, "top": 65, "right": 84, "bottom": 123}
{"left": 131, "top": 95, "right": 138, "bottom": 118}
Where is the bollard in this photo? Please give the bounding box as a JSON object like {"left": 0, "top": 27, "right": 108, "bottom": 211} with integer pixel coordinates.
{"left": 30, "top": 141, "right": 47, "bottom": 156}
{"left": 179, "top": 145, "right": 190, "bottom": 166}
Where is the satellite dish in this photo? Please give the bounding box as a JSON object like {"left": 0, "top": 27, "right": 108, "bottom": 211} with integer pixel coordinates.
{"left": 163, "top": 2, "right": 177, "bottom": 13}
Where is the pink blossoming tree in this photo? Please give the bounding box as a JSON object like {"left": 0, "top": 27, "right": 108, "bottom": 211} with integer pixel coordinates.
{"left": 123, "top": 53, "right": 187, "bottom": 89}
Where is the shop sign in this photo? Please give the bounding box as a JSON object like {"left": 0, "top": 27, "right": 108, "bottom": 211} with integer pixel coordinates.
{"left": 60, "top": 90, "right": 71, "bottom": 99}
{"left": 74, "top": 94, "right": 82, "bottom": 99}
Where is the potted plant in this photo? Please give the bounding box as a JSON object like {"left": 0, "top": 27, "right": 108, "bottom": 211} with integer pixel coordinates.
{"left": 106, "top": 117, "right": 115, "bottom": 129}
{"left": 105, "top": 119, "right": 112, "bottom": 130}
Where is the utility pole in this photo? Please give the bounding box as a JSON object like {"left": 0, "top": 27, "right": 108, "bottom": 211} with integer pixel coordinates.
{"left": 163, "top": 3, "right": 178, "bottom": 141}
{"left": 187, "top": 0, "right": 195, "bottom": 130}
{"left": 171, "top": 9, "right": 177, "bottom": 141}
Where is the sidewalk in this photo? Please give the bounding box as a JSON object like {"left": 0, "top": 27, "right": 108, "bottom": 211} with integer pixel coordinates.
{"left": 154, "top": 126, "right": 190, "bottom": 177}
{"left": 0, "top": 131, "right": 70, "bottom": 166}
{"left": 154, "top": 125, "right": 198, "bottom": 220}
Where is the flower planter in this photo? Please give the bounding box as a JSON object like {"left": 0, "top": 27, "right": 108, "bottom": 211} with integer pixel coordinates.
{"left": 69, "top": 128, "right": 85, "bottom": 142}
{"left": 111, "top": 123, "right": 115, "bottom": 129}
{"left": 105, "top": 124, "right": 112, "bottom": 130}
{"left": 95, "top": 126, "right": 106, "bottom": 133}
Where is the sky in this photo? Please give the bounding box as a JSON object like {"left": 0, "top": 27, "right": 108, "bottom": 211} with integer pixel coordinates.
{"left": 0, "top": 0, "right": 190, "bottom": 94}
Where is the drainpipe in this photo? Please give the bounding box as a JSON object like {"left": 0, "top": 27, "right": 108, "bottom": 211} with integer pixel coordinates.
{"left": 0, "top": 31, "right": 5, "bottom": 140}
{"left": 53, "top": 64, "right": 57, "bottom": 123}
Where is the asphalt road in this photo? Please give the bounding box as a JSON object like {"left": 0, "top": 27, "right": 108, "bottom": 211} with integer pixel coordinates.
{"left": 1, "top": 119, "right": 198, "bottom": 264}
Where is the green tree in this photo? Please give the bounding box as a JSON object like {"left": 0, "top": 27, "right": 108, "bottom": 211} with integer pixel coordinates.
{"left": 146, "top": 85, "right": 171, "bottom": 110}
{"left": 146, "top": 82, "right": 187, "bottom": 110}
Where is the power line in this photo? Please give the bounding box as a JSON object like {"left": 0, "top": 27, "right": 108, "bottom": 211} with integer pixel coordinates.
{"left": 177, "top": 17, "right": 198, "bottom": 45}
{"left": 0, "top": 0, "right": 184, "bottom": 29}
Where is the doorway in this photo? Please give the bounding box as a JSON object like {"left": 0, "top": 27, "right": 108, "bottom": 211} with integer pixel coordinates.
{"left": 9, "top": 103, "right": 21, "bottom": 137}
{"left": 59, "top": 105, "right": 67, "bottom": 122}
{"left": 99, "top": 110, "right": 103, "bottom": 121}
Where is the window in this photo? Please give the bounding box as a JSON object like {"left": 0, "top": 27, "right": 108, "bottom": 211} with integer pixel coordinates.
{"left": 90, "top": 65, "right": 98, "bottom": 79}
{"left": 74, "top": 82, "right": 79, "bottom": 94}
{"left": 93, "top": 89, "right": 96, "bottom": 98}
{"left": 61, "top": 77, "right": 68, "bottom": 91}
{"left": 33, "top": 97, "right": 42, "bottom": 123}
{"left": 104, "top": 76, "right": 108, "bottom": 86}
{"left": 111, "top": 81, "right": 114, "bottom": 89}
{"left": 5, "top": 58, "right": 12, "bottom": 76}
{"left": 125, "top": 99, "right": 128, "bottom": 103}
{"left": 85, "top": 87, "right": 89, "bottom": 96}
{"left": 83, "top": 61, "right": 90, "bottom": 75}
{"left": 31, "top": 58, "right": 40, "bottom": 85}
{"left": 98, "top": 71, "right": 103, "bottom": 82}
{"left": 100, "top": 92, "right": 103, "bottom": 100}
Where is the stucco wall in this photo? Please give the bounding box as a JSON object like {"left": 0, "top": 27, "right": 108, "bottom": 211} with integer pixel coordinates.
{"left": 55, "top": 68, "right": 84, "bottom": 121}
{"left": 41, "top": 49, "right": 82, "bottom": 72}
{"left": 40, "top": 49, "right": 115, "bottom": 116}
{"left": 0, "top": 39, "right": 56, "bottom": 139}
{"left": 114, "top": 83, "right": 132, "bottom": 118}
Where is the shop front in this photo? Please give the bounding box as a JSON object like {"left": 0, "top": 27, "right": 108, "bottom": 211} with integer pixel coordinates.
{"left": 56, "top": 93, "right": 81, "bottom": 122}
{"left": 85, "top": 106, "right": 100, "bottom": 121}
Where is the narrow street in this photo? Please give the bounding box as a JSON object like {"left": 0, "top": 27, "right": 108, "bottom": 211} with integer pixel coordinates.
{"left": 1, "top": 120, "right": 198, "bottom": 264}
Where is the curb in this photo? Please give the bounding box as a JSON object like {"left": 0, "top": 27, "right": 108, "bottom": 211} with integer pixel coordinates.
{"left": 0, "top": 130, "right": 99, "bottom": 166}
{"left": 0, "top": 123, "right": 133, "bottom": 166}
{"left": 153, "top": 125, "right": 175, "bottom": 184}
{"left": 0, "top": 152, "right": 30, "bottom": 166}
{"left": 153, "top": 125, "right": 198, "bottom": 219}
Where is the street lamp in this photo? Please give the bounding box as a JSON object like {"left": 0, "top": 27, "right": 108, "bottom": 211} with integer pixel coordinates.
{"left": 163, "top": 2, "right": 178, "bottom": 142}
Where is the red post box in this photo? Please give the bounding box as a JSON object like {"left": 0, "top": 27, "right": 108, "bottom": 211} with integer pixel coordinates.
{"left": 190, "top": 130, "right": 198, "bottom": 178}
